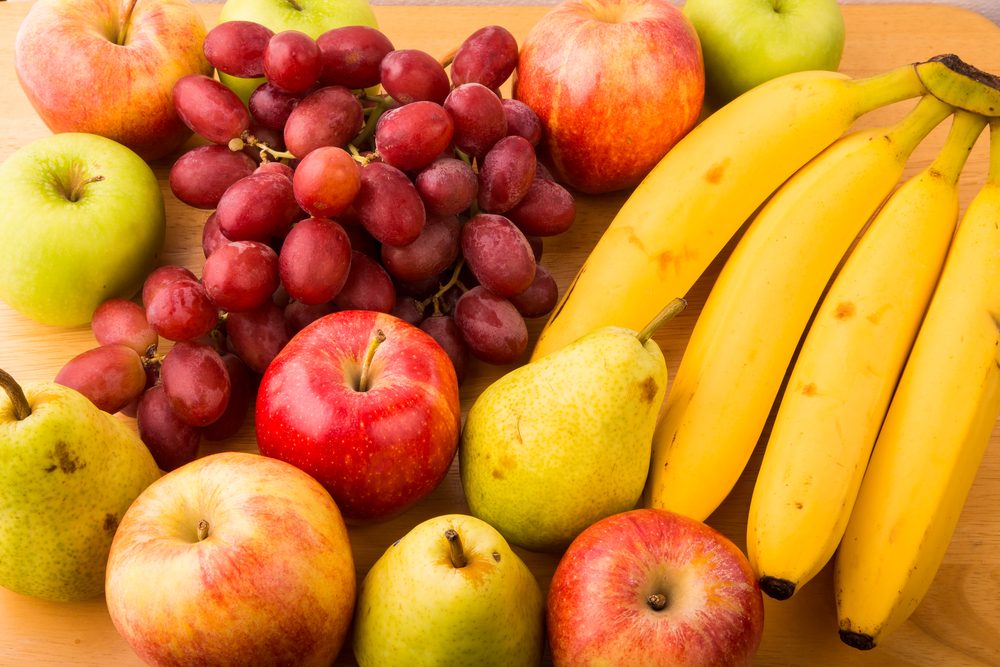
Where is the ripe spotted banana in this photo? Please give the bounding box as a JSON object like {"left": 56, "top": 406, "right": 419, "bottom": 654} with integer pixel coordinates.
{"left": 643, "top": 95, "right": 953, "bottom": 522}
{"left": 834, "top": 119, "right": 1000, "bottom": 652}
{"left": 530, "top": 64, "right": 928, "bottom": 361}
{"left": 746, "top": 110, "right": 987, "bottom": 602}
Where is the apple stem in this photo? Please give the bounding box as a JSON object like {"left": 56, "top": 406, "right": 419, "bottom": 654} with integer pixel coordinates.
{"left": 636, "top": 298, "right": 686, "bottom": 345}
{"left": 118, "top": 0, "right": 140, "bottom": 45}
{"left": 0, "top": 369, "right": 31, "bottom": 421}
{"left": 197, "top": 520, "right": 210, "bottom": 542}
{"left": 67, "top": 175, "right": 104, "bottom": 203}
{"left": 286, "top": 0, "right": 303, "bottom": 11}
{"left": 357, "top": 330, "right": 386, "bottom": 392}
{"left": 646, "top": 593, "right": 668, "bottom": 611}
{"left": 445, "top": 529, "right": 467, "bottom": 568}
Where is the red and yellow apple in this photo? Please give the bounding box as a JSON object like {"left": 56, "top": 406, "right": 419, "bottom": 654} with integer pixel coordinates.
{"left": 255, "top": 310, "right": 461, "bottom": 523}
{"left": 514, "top": 0, "right": 704, "bottom": 194}
{"left": 15, "top": 0, "right": 212, "bottom": 161}
{"left": 105, "top": 452, "right": 356, "bottom": 667}
{"left": 548, "top": 508, "right": 765, "bottom": 666}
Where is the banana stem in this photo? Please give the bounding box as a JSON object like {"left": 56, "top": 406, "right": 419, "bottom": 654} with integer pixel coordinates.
{"left": 886, "top": 95, "right": 954, "bottom": 161}
{"left": 853, "top": 64, "right": 929, "bottom": 116}
{"left": 988, "top": 120, "right": 1000, "bottom": 184}
{"left": 929, "top": 111, "right": 988, "bottom": 186}
{"left": 0, "top": 369, "right": 31, "bottom": 421}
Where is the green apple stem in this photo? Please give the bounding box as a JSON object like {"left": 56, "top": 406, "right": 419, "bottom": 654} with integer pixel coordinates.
{"left": 636, "top": 298, "right": 687, "bottom": 345}
{"left": 445, "top": 529, "right": 467, "bottom": 568}
{"left": 646, "top": 593, "right": 668, "bottom": 611}
{"left": 358, "top": 330, "right": 386, "bottom": 392}
{"left": 0, "top": 369, "right": 31, "bottom": 421}
{"left": 197, "top": 520, "right": 210, "bottom": 541}
{"left": 117, "top": 0, "right": 140, "bottom": 45}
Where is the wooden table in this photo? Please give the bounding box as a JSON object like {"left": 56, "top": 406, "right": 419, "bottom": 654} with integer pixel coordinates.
{"left": 1, "top": 3, "right": 998, "bottom": 665}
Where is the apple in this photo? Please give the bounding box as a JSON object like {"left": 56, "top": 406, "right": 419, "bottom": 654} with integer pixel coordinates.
{"left": 105, "top": 451, "right": 357, "bottom": 667}
{"left": 514, "top": 0, "right": 704, "bottom": 194}
{"left": 255, "top": 310, "right": 461, "bottom": 523}
{"left": 0, "top": 133, "right": 165, "bottom": 328}
{"left": 684, "top": 0, "right": 845, "bottom": 106}
{"left": 217, "top": 0, "right": 380, "bottom": 103}
{"left": 15, "top": 0, "right": 212, "bottom": 161}
{"left": 548, "top": 508, "right": 765, "bottom": 667}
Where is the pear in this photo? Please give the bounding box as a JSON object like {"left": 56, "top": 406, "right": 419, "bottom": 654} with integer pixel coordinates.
{"left": 0, "top": 369, "right": 161, "bottom": 601}
{"left": 460, "top": 299, "right": 685, "bottom": 552}
{"left": 353, "top": 513, "right": 544, "bottom": 667}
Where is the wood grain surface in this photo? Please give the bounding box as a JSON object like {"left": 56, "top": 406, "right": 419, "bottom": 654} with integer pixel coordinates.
{"left": 1, "top": 3, "right": 998, "bottom": 666}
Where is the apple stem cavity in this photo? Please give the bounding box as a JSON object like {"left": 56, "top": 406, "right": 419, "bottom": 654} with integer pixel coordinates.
{"left": 117, "top": 0, "right": 140, "bottom": 45}
{"left": 197, "top": 519, "right": 210, "bottom": 542}
{"left": 636, "top": 297, "right": 686, "bottom": 345}
{"left": 357, "top": 329, "right": 386, "bottom": 392}
{"left": 0, "top": 368, "right": 31, "bottom": 421}
{"left": 445, "top": 529, "right": 468, "bottom": 568}
{"left": 646, "top": 592, "right": 669, "bottom": 611}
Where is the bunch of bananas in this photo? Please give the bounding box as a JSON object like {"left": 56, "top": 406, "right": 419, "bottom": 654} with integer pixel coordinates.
{"left": 533, "top": 57, "right": 1000, "bottom": 649}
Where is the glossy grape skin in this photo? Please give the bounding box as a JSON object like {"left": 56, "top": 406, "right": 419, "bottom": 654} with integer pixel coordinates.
{"left": 333, "top": 251, "right": 396, "bottom": 313}
{"left": 215, "top": 172, "right": 301, "bottom": 242}
{"left": 136, "top": 384, "right": 201, "bottom": 472}
{"left": 225, "top": 302, "right": 290, "bottom": 374}
{"left": 502, "top": 98, "right": 542, "bottom": 146}
{"left": 420, "top": 315, "right": 468, "bottom": 383}
{"left": 172, "top": 74, "right": 250, "bottom": 145}
{"left": 54, "top": 344, "right": 147, "bottom": 414}
{"left": 509, "top": 264, "right": 559, "bottom": 318}
{"left": 91, "top": 299, "right": 158, "bottom": 356}
{"left": 381, "top": 214, "right": 460, "bottom": 283}
{"left": 142, "top": 266, "right": 196, "bottom": 306}
{"left": 454, "top": 287, "right": 528, "bottom": 365}
{"left": 284, "top": 300, "right": 336, "bottom": 335}
{"left": 292, "top": 146, "right": 360, "bottom": 218}
{"left": 279, "top": 217, "right": 353, "bottom": 305}
{"left": 263, "top": 30, "right": 322, "bottom": 94}
{"left": 451, "top": 25, "right": 519, "bottom": 90}
{"left": 461, "top": 213, "right": 536, "bottom": 297}
{"left": 248, "top": 82, "right": 301, "bottom": 130}
{"left": 202, "top": 353, "right": 257, "bottom": 441}
{"left": 202, "top": 213, "right": 228, "bottom": 258}
{"left": 478, "top": 135, "right": 537, "bottom": 213}
{"left": 507, "top": 177, "right": 576, "bottom": 237}
{"left": 317, "top": 25, "right": 394, "bottom": 89}
{"left": 284, "top": 86, "right": 364, "bottom": 158}
{"left": 444, "top": 83, "right": 507, "bottom": 159}
{"left": 145, "top": 278, "right": 218, "bottom": 342}
{"left": 169, "top": 145, "right": 257, "bottom": 210}
{"left": 380, "top": 49, "right": 450, "bottom": 104}
{"left": 255, "top": 161, "right": 294, "bottom": 180}
{"left": 203, "top": 20, "right": 273, "bottom": 78}
{"left": 202, "top": 240, "right": 280, "bottom": 313}
{"left": 161, "top": 341, "right": 231, "bottom": 427}
{"left": 355, "top": 161, "right": 426, "bottom": 246}
{"left": 414, "top": 157, "right": 478, "bottom": 216}
{"left": 375, "top": 102, "right": 454, "bottom": 172}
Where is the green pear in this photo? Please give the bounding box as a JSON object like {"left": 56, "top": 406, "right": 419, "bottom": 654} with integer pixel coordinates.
{"left": 353, "top": 513, "right": 544, "bottom": 667}
{"left": 0, "top": 369, "right": 161, "bottom": 601}
{"left": 460, "top": 300, "right": 685, "bottom": 552}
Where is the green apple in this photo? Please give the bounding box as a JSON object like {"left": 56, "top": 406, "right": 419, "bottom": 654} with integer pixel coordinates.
{"left": 684, "top": 0, "right": 845, "bottom": 106}
{"left": 353, "top": 514, "right": 545, "bottom": 667}
{"left": 218, "top": 0, "right": 379, "bottom": 103}
{"left": 0, "top": 133, "right": 164, "bottom": 328}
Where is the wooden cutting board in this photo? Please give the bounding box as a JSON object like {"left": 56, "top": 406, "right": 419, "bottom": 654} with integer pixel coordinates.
{"left": 1, "top": 3, "right": 998, "bottom": 665}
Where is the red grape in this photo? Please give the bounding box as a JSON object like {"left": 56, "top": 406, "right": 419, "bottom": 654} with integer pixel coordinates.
{"left": 509, "top": 264, "right": 559, "bottom": 318}
{"left": 202, "top": 240, "right": 280, "bottom": 312}
{"left": 451, "top": 25, "right": 519, "bottom": 90}
{"left": 478, "top": 135, "right": 536, "bottom": 213}
{"left": 292, "top": 146, "right": 360, "bottom": 218}
{"left": 279, "top": 217, "right": 352, "bottom": 305}
{"left": 444, "top": 83, "right": 507, "bottom": 158}
{"left": 355, "top": 161, "right": 426, "bottom": 246}
{"left": 375, "top": 101, "right": 454, "bottom": 172}
{"left": 391, "top": 297, "right": 426, "bottom": 326}
{"left": 396, "top": 274, "right": 442, "bottom": 300}
{"left": 161, "top": 341, "right": 231, "bottom": 427}
{"left": 419, "top": 315, "right": 468, "bottom": 383}
{"left": 215, "top": 172, "right": 300, "bottom": 242}
{"left": 136, "top": 384, "right": 201, "bottom": 472}
{"left": 414, "top": 157, "right": 478, "bottom": 216}
{"left": 225, "top": 302, "right": 290, "bottom": 374}
{"left": 248, "top": 82, "right": 302, "bottom": 130}
{"left": 381, "top": 214, "right": 460, "bottom": 283}
{"left": 172, "top": 74, "right": 250, "bottom": 145}
{"left": 534, "top": 161, "right": 555, "bottom": 182}
{"left": 263, "top": 30, "right": 322, "bottom": 94}
{"left": 461, "top": 213, "right": 536, "bottom": 297}
{"left": 380, "top": 49, "right": 450, "bottom": 105}
{"left": 507, "top": 177, "right": 576, "bottom": 236}
{"left": 333, "top": 251, "right": 396, "bottom": 313}
{"left": 502, "top": 98, "right": 542, "bottom": 146}
{"left": 203, "top": 20, "right": 274, "bottom": 78}
{"left": 202, "top": 354, "right": 257, "bottom": 442}
{"left": 454, "top": 287, "right": 527, "bottom": 365}
{"left": 55, "top": 344, "right": 147, "bottom": 414}
{"left": 91, "top": 299, "right": 158, "bottom": 356}
{"left": 255, "top": 160, "right": 294, "bottom": 180}
{"left": 317, "top": 25, "right": 394, "bottom": 89}
{"left": 142, "top": 266, "right": 196, "bottom": 306}
{"left": 202, "top": 212, "right": 227, "bottom": 258}
{"left": 526, "top": 234, "right": 544, "bottom": 262}
{"left": 343, "top": 223, "right": 380, "bottom": 257}
{"left": 284, "top": 86, "right": 364, "bottom": 158}
{"left": 145, "top": 278, "right": 218, "bottom": 342}
{"left": 169, "top": 145, "right": 257, "bottom": 209}
{"left": 284, "top": 300, "right": 336, "bottom": 335}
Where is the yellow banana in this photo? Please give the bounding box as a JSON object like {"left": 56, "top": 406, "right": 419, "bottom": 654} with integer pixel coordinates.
{"left": 531, "top": 64, "right": 927, "bottom": 361}
{"left": 643, "top": 95, "right": 953, "bottom": 522}
{"left": 746, "top": 110, "right": 987, "bottom": 602}
{"left": 834, "top": 119, "right": 1000, "bottom": 652}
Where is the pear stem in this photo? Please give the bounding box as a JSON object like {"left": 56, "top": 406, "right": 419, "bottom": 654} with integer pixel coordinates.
{"left": 445, "top": 529, "right": 467, "bottom": 568}
{"left": 197, "top": 520, "right": 210, "bottom": 542}
{"left": 357, "top": 330, "right": 386, "bottom": 392}
{"left": 0, "top": 369, "right": 31, "bottom": 421}
{"left": 637, "top": 298, "right": 687, "bottom": 345}
{"left": 647, "top": 593, "right": 668, "bottom": 611}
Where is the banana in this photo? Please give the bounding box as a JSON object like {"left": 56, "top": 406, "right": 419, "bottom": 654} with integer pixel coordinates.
{"left": 643, "top": 95, "right": 953, "bottom": 522}
{"left": 834, "top": 119, "right": 1000, "bottom": 652}
{"left": 746, "top": 110, "right": 987, "bottom": 602}
{"left": 530, "top": 64, "right": 928, "bottom": 361}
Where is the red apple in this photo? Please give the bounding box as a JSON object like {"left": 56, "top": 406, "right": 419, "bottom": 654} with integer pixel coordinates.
{"left": 514, "top": 0, "right": 704, "bottom": 194}
{"left": 255, "top": 310, "right": 461, "bottom": 523}
{"left": 15, "top": 0, "right": 212, "bottom": 161}
{"left": 548, "top": 508, "right": 764, "bottom": 667}
{"left": 105, "top": 452, "right": 356, "bottom": 667}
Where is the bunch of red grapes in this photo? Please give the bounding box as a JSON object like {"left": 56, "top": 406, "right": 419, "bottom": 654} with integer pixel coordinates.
{"left": 54, "top": 21, "right": 577, "bottom": 472}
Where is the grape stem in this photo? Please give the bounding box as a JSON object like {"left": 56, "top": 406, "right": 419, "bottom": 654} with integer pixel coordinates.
{"left": 230, "top": 132, "right": 296, "bottom": 163}
{"left": 418, "top": 258, "right": 466, "bottom": 316}
{"left": 0, "top": 368, "right": 31, "bottom": 421}
{"left": 350, "top": 95, "right": 392, "bottom": 151}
